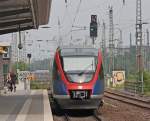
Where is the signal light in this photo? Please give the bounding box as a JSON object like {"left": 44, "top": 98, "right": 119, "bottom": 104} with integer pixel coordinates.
{"left": 91, "top": 15, "right": 97, "bottom": 23}
{"left": 90, "top": 15, "right": 98, "bottom": 37}
{"left": 90, "top": 22, "right": 97, "bottom": 37}
{"left": 27, "top": 53, "right": 31, "bottom": 58}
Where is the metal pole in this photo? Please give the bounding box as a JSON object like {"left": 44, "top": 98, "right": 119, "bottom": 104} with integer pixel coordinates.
{"left": 130, "top": 33, "right": 132, "bottom": 72}
{"left": 102, "top": 22, "right": 106, "bottom": 73}
{"left": 136, "top": 0, "right": 143, "bottom": 93}
{"left": 141, "top": 71, "right": 143, "bottom": 93}
{"left": 28, "top": 58, "right": 30, "bottom": 71}
{"left": 92, "top": 37, "right": 95, "bottom": 47}
{"left": 109, "top": 6, "right": 114, "bottom": 75}
{"left": 146, "top": 29, "right": 149, "bottom": 71}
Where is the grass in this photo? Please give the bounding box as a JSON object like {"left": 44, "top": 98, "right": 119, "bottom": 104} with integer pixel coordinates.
{"left": 144, "top": 91, "right": 150, "bottom": 96}
{"left": 115, "top": 83, "right": 124, "bottom": 90}
{"left": 126, "top": 72, "right": 150, "bottom": 96}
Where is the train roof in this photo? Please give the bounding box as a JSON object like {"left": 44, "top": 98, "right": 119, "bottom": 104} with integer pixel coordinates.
{"left": 58, "top": 47, "right": 99, "bottom": 56}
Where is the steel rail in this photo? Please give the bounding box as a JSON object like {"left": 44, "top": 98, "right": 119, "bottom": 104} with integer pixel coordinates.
{"left": 104, "top": 90, "right": 150, "bottom": 109}
{"left": 93, "top": 110, "right": 102, "bottom": 121}
{"left": 105, "top": 89, "right": 150, "bottom": 103}
{"left": 63, "top": 113, "right": 71, "bottom": 121}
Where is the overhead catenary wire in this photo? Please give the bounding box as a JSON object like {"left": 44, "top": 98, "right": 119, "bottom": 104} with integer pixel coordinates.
{"left": 71, "top": 0, "right": 82, "bottom": 28}
{"left": 58, "top": 0, "right": 83, "bottom": 40}
{"left": 64, "top": 0, "right": 83, "bottom": 41}
{"left": 60, "top": 0, "right": 136, "bottom": 44}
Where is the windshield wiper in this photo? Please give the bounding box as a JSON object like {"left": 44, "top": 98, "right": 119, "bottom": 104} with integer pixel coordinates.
{"left": 78, "top": 62, "right": 94, "bottom": 76}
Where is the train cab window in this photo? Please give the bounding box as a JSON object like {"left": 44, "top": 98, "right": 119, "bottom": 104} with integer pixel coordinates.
{"left": 62, "top": 56, "right": 96, "bottom": 83}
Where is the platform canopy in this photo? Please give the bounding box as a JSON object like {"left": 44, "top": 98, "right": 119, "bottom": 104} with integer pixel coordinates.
{"left": 0, "top": 0, "right": 52, "bottom": 35}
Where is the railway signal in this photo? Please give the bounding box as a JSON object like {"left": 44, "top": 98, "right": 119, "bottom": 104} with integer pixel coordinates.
{"left": 90, "top": 15, "right": 98, "bottom": 38}
{"left": 123, "top": 0, "right": 125, "bottom": 5}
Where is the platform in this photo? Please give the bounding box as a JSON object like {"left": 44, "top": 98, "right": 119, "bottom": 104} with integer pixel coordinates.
{"left": 0, "top": 90, "right": 53, "bottom": 121}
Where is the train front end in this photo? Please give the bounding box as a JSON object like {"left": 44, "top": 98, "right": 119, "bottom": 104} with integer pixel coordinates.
{"left": 52, "top": 47, "right": 104, "bottom": 109}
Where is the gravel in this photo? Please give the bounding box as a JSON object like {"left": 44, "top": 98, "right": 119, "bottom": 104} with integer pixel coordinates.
{"left": 100, "top": 97, "right": 150, "bottom": 121}
{"left": 51, "top": 96, "right": 150, "bottom": 121}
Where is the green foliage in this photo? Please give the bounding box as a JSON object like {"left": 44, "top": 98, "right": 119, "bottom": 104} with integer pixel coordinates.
{"left": 115, "top": 83, "right": 124, "bottom": 90}
{"left": 143, "top": 71, "right": 150, "bottom": 92}
{"left": 143, "top": 71, "right": 150, "bottom": 81}
{"left": 12, "top": 61, "right": 29, "bottom": 71}
{"left": 126, "top": 73, "right": 137, "bottom": 82}
{"left": 126, "top": 71, "right": 150, "bottom": 93}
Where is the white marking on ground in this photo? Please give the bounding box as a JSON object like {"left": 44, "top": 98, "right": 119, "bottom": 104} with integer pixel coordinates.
{"left": 43, "top": 90, "right": 53, "bottom": 121}
{"left": 15, "top": 91, "right": 35, "bottom": 121}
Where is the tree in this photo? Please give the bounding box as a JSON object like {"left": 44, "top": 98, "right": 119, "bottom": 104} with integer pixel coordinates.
{"left": 12, "top": 61, "right": 28, "bottom": 72}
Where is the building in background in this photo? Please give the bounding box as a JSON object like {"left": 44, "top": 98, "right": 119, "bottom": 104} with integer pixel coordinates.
{"left": 0, "top": 42, "right": 11, "bottom": 91}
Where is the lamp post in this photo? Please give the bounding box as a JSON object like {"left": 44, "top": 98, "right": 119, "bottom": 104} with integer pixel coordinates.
{"left": 37, "top": 39, "right": 43, "bottom": 61}
{"left": 27, "top": 54, "right": 31, "bottom": 71}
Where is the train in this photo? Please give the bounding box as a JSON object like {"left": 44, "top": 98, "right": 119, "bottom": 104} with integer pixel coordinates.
{"left": 51, "top": 47, "right": 104, "bottom": 109}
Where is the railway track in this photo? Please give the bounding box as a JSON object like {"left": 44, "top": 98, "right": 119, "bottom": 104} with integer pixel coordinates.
{"left": 93, "top": 110, "right": 102, "bottom": 121}
{"left": 104, "top": 89, "right": 150, "bottom": 109}
{"left": 53, "top": 109, "right": 102, "bottom": 121}
{"left": 64, "top": 113, "right": 70, "bottom": 121}
{"left": 50, "top": 93, "right": 102, "bottom": 121}
{"left": 52, "top": 102, "right": 102, "bottom": 121}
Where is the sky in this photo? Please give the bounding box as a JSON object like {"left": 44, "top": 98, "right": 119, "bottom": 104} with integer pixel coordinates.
{"left": 1, "top": 0, "right": 150, "bottom": 59}
{"left": 47, "top": 0, "right": 150, "bottom": 46}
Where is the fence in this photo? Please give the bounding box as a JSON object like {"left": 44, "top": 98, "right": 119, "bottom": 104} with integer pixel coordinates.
{"left": 103, "top": 46, "right": 150, "bottom": 77}
{"left": 124, "top": 81, "right": 143, "bottom": 94}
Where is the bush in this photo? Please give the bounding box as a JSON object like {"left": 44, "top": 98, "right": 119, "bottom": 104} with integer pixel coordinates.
{"left": 127, "top": 74, "right": 137, "bottom": 82}
{"left": 143, "top": 71, "right": 150, "bottom": 93}
{"left": 126, "top": 71, "right": 150, "bottom": 95}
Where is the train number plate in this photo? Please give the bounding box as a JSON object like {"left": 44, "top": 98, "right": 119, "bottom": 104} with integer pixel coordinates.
{"left": 72, "top": 91, "right": 88, "bottom": 99}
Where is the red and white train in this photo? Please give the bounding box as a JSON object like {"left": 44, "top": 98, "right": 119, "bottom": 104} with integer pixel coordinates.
{"left": 52, "top": 47, "right": 104, "bottom": 109}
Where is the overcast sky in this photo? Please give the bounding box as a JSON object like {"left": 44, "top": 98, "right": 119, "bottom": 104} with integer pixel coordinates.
{"left": 1, "top": 0, "right": 150, "bottom": 51}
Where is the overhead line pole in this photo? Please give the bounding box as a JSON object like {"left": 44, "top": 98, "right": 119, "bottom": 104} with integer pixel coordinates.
{"left": 136, "top": 0, "right": 143, "bottom": 94}
{"left": 146, "top": 29, "right": 149, "bottom": 71}
{"left": 109, "top": 6, "right": 114, "bottom": 74}
{"left": 102, "top": 22, "right": 106, "bottom": 74}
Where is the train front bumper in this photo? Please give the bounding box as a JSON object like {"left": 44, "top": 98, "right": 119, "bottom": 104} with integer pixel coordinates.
{"left": 53, "top": 95, "right": 103, "bottom": 109}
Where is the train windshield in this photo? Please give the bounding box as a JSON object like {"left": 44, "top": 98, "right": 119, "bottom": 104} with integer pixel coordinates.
{"left": 62, "top": 56, "right": 96, "bottom": 83}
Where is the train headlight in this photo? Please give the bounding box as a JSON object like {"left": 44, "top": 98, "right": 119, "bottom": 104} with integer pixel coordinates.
{"left": 78, "top": 79, "right": 84, "bottom": 83}
{"left": 78, "top": 76, "right": 86, "bottom": 83}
